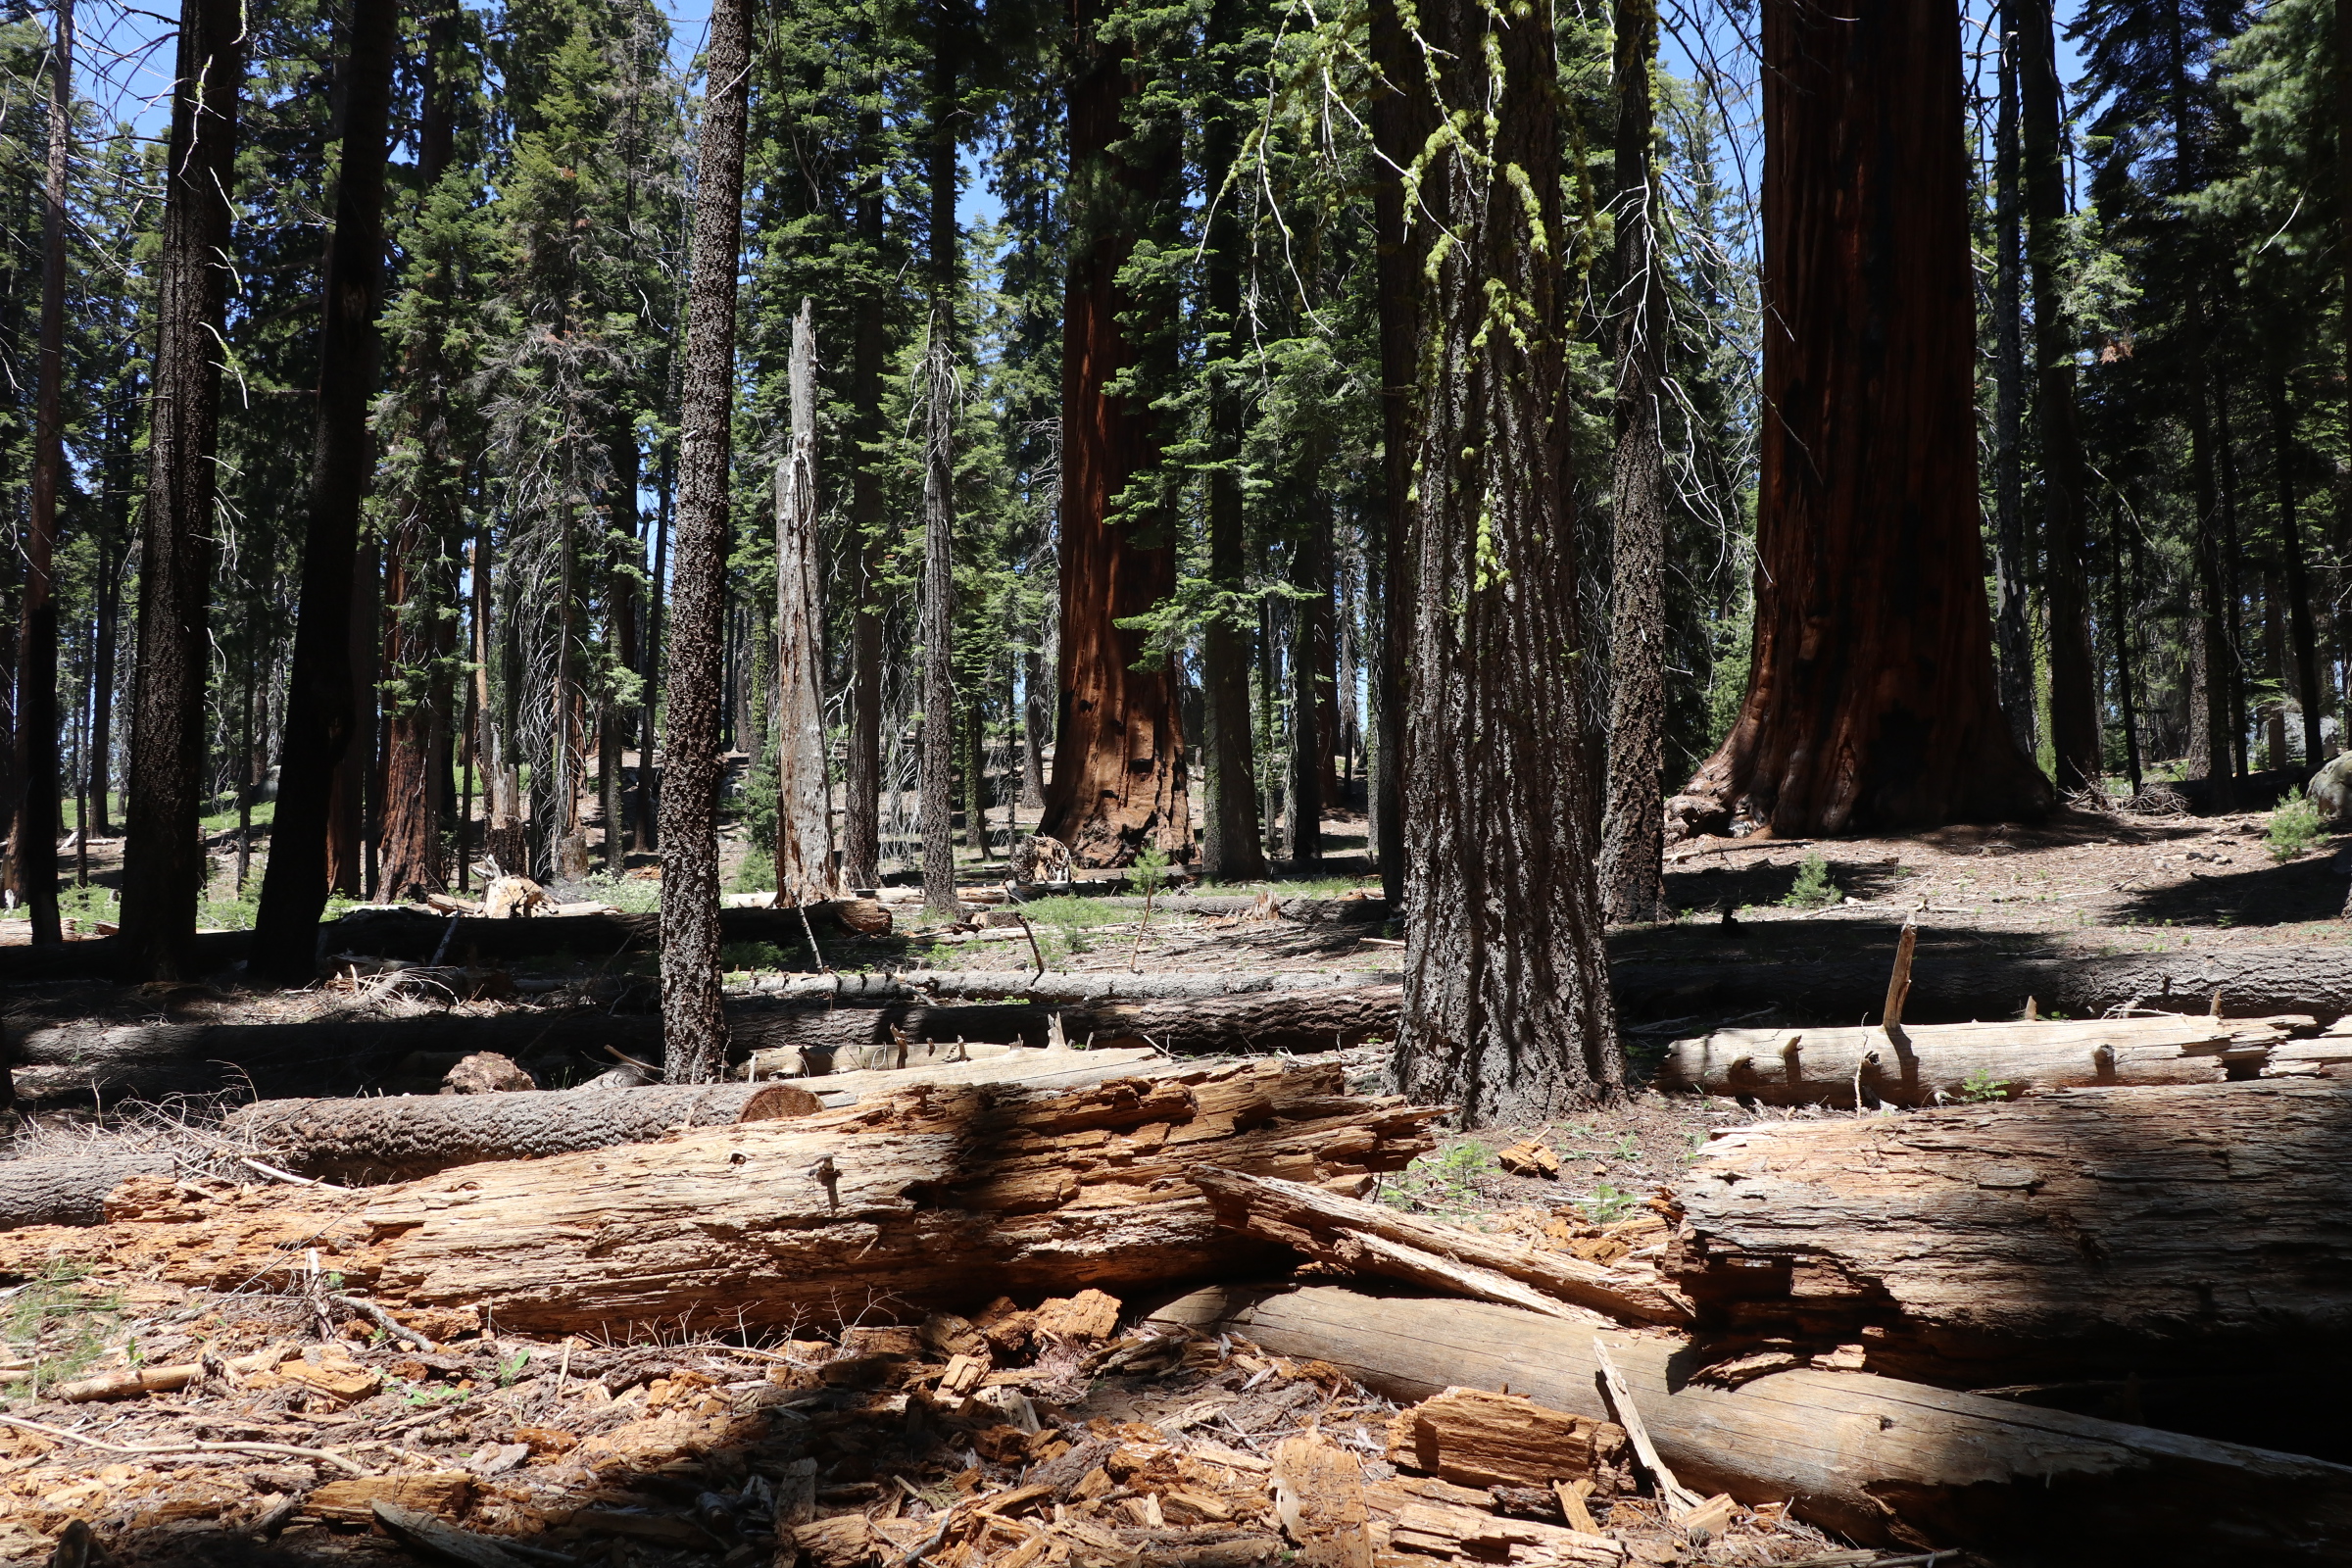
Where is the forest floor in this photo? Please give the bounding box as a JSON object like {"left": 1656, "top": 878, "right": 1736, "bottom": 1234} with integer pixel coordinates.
{"left": 1, "top": 791, "right": 2338, "bottom": 1565}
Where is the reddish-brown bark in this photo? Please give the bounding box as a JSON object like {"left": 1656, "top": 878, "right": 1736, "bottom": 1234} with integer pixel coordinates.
{"left": 1038, "top": 0, "right": 1189, "bottom": 867}
{"left": 1681, "top": 0, "right": 2050, "bottom": 836}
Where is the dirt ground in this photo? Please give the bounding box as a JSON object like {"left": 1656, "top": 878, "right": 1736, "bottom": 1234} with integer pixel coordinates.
{"left": 0, "top": 795, "right": 2336, "bottom": 1565}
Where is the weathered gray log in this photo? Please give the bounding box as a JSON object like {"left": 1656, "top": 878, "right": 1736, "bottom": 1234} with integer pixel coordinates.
{"left": 1656, "top": 1015, "right": 2307, "bottom": 1106}
{"left": 729, "top": 969, "right": 1401, "bottom": 1004}
{"left": 221, "top": 1048, "right": 1170, "bottom": 1183}
{"left": 1150, "top": 1284, "right": 2352, "bottom": 1563}
{"left": 1612, "top": 943, "right": 2352, "bottom": 1025}
{"left": 10, "top": 988, "right": 1399, "bottom": 1111}
{"left": 1668, "top": 1079, "right": 2352, "bottom": 1382}
{"left": 0, "top": 1151, "right": 174, "bottom": 1230}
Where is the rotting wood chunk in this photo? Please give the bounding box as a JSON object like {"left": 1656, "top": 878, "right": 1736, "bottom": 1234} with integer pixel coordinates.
{"left": 1385, "top": 1387, "right": 1627, "bottom": 1492}
{"left": 1497, "top": 1140, "right": 1561, "bottom": 1179}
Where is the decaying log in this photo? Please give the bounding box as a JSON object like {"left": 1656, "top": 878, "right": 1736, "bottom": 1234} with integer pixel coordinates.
{"left": 0, "top": 1062, "right": 1440, "bottom": 1336}
{"left": 1383, "top": 1387, "right": 1627, "bottom": 1491}
{"left": 1613, "top": 942, "right": 2352, "bottom": 1026}
{"left": 222, "top": 1048, "right": 1170, "bottom": 1183}
{"left": 1656, "top": 1014, "right": 2307, "bottom": 1106}
{"left": 1150, "top": 1285, "right": 2352, "bottom": 1562}
{"left": 1668, "top": 1079, "right": 2352, "bottom": 1381}
{"left": 0, "top": 1151, "right": 172, "bottom": 1229}
{"left": 1191, "top": 1168, "right": 1690, "bottom": 1326}
{"left": 11, "top": 983, "right": 1396, "bottom": 1110}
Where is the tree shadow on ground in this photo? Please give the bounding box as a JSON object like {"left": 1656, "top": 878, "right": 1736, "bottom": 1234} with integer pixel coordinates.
{"left": 2111, "top": 855, "right": 2344, "bottom": 927}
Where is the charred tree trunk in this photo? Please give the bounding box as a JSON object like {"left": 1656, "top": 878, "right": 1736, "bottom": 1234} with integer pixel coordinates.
{"left": 1197, "top": 0, "right": 1263, "bottom": 884}
{"left": 2269, "top": 355, "right": 2323, "bottom": 764}
{"left": 1598, "top": 0, "right": 1668, "bottom": 926}
{"left": 1990, "top": 16, "right": 2034, "bottom": 755}
{"left": 1366, "top": 0, "right": 1423, "bottom": 908}
{"left": 1388, "top": 0, "right": 1620, "bottom": 1123}
{"left": 118, "top": 0, "right": 243, "bottom": 982}
{"left": 1289, "top": 514, "right": 1328, "bottom": 868}
{"left": 14, "top": 0, "right": 72, "bottom": 948}
{"left": 775, "top": 301, "right": 836, "bottom": 904}
{"left": 1040, "top": 0, "right": 1189, "bottom": 868}
{"left": 656, "top": 0, "right": 752, "bottom": 1083}
{"left": 2020, "top": 0, "right": 2099, "bottom": 795}
{"left": 1679, "top": 0, "right": 2050, "bottom": 836}
{"left": 252, "top": 0, "right": 398, "bottom": 979}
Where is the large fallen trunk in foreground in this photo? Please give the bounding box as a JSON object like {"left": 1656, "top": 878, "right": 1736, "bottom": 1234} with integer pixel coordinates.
{"left": 10, "top": 988, "right": 1398, "bottom": 1110}
{"left": 1150, "top": 1285, "right": 2352, "bottom": 1563}
{"left": 733, "top": 969, "right": 1401, "bottom": 1004}
{"left": 1668, "top": 1079, "right": 2352, "bottom": 1382}
{"left": 1656, "top": 1014, "right": 2307, "bottom": 1106}
{"left": 1614, "top": 942, "right": 2352, "bottom": 1025}
{"left": 0, "top": 1062, "right": 1439, "bottom": 1335}
{"left": 220, "top": 1047, "right": 1166, "bottom": 1183}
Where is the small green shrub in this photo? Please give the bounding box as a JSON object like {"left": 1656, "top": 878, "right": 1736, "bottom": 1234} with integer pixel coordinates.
{"left": 1578, "top": 1183, "right": 1639, "bottom": 1224}
{"left": 1958, "top": 1067, "right": 2013, "bottom": 1103}
{"left": 2268, "top": 788, "right": 2328, "bottom": 862}
{"left": 1131, "top": 842, "right": 1172, "bottom": 900}
{"left": 1379, "top": 1142, "right": 1495, "bottom": 1214}
{"left": 1782, "top": 853, "right": 1838, "bottom": 909}
{"left": 720, "top": 941, "right": 790, "bottom": 975}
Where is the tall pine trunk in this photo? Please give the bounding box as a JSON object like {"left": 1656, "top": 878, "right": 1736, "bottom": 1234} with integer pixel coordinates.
{"left": 657, "top": 0, "right": 752, "bottom": 1082}
{"left": 252, "top": 0, "right": 398, "bottom": 978}
{"left": 921, "top": 5, "right": 959, "bottom": 914}
{"left": 1678, "top": 0, "right": 2050, "bottom": 836}
{"left": 1597, "top": 0, "right": 1667, "bottom": 925}
{"left": 1040, "top": 0, "right": 1189, "bottom": 867}
{"left": 119, "top": 0, "right": 243, "bottom": 981}
{"left": 842, "top": 93, "right": 887, "bottom": 889}
{"left": 1366, "top": 0, "right": 1425, "bottom": 906}
{"left": 2019, "top": 0, "right": 2098, "bottom": 795}
{"left": 1991, "top": 10, "right": 2034, "bottom": 754}
{"left": 2268, "top": 356, "right": 2322, "bottom": 764}
{"left": 1388, "top": 0, "right": 1621, "bottom": 1123}
{"left": 774, "top": 300, "right": 836, "bottom": 904}
{"left": 1196, "top": 0, "right": 1263, "bottom": 882}
{"left": 14, "top": 0, "right": 72, "bottom": 946}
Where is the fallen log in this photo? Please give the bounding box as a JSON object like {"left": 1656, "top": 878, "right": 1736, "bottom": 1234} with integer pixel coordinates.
{"left": 0, "top": 900, "right": 890, "bottom": 985}
{"left": 1668, "top": 1079, "right": 2352, "bottom": 1382}
{"left": 0, "top": 1061, "right": 1441, "bottom": 1336}
{"left": 730, "top": 969, "right": 1402, "bottom": 1004}
{"left": 10, "top": 988, "right": 1397, "bottom": 1110}
{"left": 1149, "top": 1284, "right": 2352, "bottom": 1562}
{"left": 1191, "top": 1167, "right": 1690, "bottom": 1325}
{"left": 1655, "top": 1014, "right": 2306, "bottom": 1106}
{"left": 1613, "top": 942, "right": 2352, "bottom": 1025}
{"left": 0, "top": 1151, "right": 172, "bottom": 1229}
{"left": 220, "top": 1048, "right": 1169, "bottom": 1183}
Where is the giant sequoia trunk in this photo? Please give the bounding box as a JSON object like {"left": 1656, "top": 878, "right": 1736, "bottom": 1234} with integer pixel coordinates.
{"left": 1390, "top": 0, "right": 1621, "bottom": 1121}
{"left": 118, "top": 0, "right": 244, "bottom": 982}
{"left": 1679, "top": 0, "right": 2050, "bottom": 836}
{"left": 1597, "top": 0, "right": 1668, "bottom": 925}
{"left": 1670, "top": 1080, "right": 2352, "bottom": 1385}
{"left": 656, "top": 0, "right": 753, "bottom": 1082}
{"left": 1989, "top": 21, "right": 2034, "bottom": 754}
{"left": 250, "top": 0, "right": 400, "bottom": 979}
{"left": 1040, "top": 0, "right": 1189, "bottom": 868}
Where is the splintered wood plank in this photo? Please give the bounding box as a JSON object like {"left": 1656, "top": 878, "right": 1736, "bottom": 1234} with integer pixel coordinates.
{"left": 1272, "top": 1433, "right": 1371, "bottom": 1568}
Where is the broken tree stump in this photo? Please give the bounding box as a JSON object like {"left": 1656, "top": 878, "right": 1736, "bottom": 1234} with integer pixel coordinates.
{"left": 1656, "top": 1014, "right": 2306, "bottom": 1106}
{"left": 0, "top": 1062, "right": 1440, "bottom": 1336}
{"left": 1668, "top": 1079, "right": 2352, "bottom": 1381}
{"left": 1150, "top": 1284, "right": 2352, "bottom": 1563}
